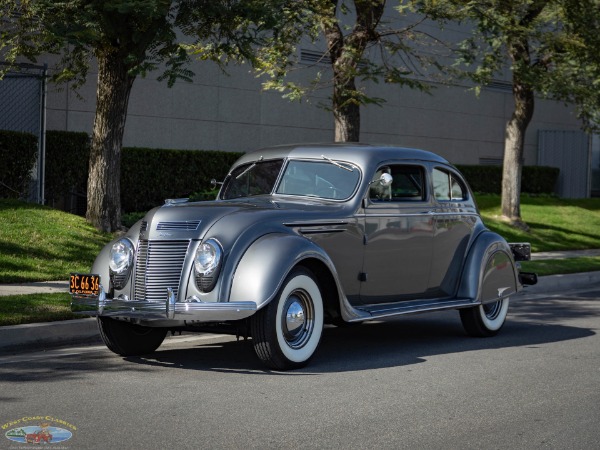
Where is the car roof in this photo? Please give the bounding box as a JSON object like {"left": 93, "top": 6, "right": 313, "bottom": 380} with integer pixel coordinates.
{"left": 235, "top": 143, "right": 450, "bottom": 167}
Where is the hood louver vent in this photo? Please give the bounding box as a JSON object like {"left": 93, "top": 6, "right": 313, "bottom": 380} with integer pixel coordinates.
{"left": 156, "top": 221, "right": 201, "bottom": 231}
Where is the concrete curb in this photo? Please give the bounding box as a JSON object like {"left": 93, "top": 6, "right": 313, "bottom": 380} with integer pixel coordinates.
{"left": 1, "top": 271, "right": 600, "bottom": 354}
{"left": 524, "top": 271, "right": 600, "bottom": 294}
{"left": 0, "top": 318, "right": 100, "bottom": 354}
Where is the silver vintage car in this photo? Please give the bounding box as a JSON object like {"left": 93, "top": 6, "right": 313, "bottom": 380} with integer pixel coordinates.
{"left": 71, "top": 143, "right": 536, "bottom": 369}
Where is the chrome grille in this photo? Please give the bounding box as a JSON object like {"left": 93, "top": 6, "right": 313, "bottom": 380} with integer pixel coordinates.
{"left": 156, "top": 221, "right": 201, "bottom": 231}
{"left": 134, "top": 240, "right": 190, "bottom": 302}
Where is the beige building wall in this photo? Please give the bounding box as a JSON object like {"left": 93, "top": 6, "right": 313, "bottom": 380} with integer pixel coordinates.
{"left": 44, "top": 48, "right": 582, "bottom": 167}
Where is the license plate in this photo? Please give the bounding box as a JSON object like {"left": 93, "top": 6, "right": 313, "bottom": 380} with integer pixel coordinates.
{"left": 70, "top": 273, "right": 100, "bottom": 296}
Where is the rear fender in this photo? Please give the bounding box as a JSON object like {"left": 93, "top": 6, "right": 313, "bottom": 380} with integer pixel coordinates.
{"left": 457, "top": 231, "right": 520, "bottom": 304}
{"left": 229, "top": 233, "right": 336, "bottom": 310}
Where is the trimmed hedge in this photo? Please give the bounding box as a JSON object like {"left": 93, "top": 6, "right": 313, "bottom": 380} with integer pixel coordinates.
{"left": 40, "top": 130, "right": 560, "bottom": 213}
{"left": 0, "top": 130, "right": 38, "bottom": 199}
{"left": 42, "top": 131, "right": 243, "bottom": 213}
{"left": 121, "top": 147, "right": 243, "bottom": 212}
{"left": 456, "top": 165, "right": 560, "bottom": 195}
{"left": 45, "top": 130, "right": 90, "bottom": 203}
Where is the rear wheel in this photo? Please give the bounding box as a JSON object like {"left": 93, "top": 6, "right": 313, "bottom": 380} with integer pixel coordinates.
{"left": 98, "top": 317, "right": 167, "bottom": 356}
{"left": 460, "top": 298, "right": 509, "bottom": 337}
{"left": 251, "top": 267, "right": 324, "bottom": 370}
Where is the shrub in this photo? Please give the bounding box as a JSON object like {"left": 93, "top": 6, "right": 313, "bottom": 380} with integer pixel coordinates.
{"left": 45, "top": 130, "right": 90, "bottom": 203}
{"left": 120, "top": 147, "right": 243, "bottom": 212}
{"left": 0, "top": 130, "right": 38, "bottom": 199}
{"left": 522, "top": 166, "right": 560, "bottom": 194}
{"left": 456, "top": 165, "right": 559, "bottom": 195}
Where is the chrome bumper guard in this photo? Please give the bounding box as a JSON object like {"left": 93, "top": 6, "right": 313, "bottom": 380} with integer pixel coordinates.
{"left": 71, "top": 287, "right": 257, "bottom": 322}
{"left": 509, "top": 242, "right": 538, "bottom": 286}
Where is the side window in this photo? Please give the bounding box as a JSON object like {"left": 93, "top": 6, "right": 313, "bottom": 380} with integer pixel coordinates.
{"left": 433, "top": 168, "right": 468, "bottom": 202}
{"left": 370, "top": 165, "right": 426, "bottom": 202}
{"left": 450, "top": 175, "right": 467, "bottom": 200}
{"left": 433, "top": 169, "right": 450, "bottom": 201}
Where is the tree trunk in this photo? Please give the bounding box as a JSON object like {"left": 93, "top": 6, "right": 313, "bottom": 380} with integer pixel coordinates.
{"left": 322, "top": 0, "right": 385, "bottom": 143}
{"left": 86, "top": 49, "right": 135, "bottom": 232}
{"left": 333, "top": 78, "right": 361, "bottom": 142}
{"left": 501, "top": 41, "right": 535, "bottom": 229}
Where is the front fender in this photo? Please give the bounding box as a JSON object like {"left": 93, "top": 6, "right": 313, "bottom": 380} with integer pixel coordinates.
{"left": 457, "top": 231, "right": 520, "bottom": 304}
{"left": 229, "top": 233, "right": 334, "bottom": 309}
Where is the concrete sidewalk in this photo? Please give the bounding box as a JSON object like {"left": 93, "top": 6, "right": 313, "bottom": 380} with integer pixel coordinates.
{"left": 0, "top": 280, "right": 69, "bottom": 296}
{"left": 531, "top": 248, "right": 600, "bottom": 260}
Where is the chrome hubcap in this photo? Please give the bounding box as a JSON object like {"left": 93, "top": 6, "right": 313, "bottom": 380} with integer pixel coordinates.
{"left": 483, "top": 300, "right": 502, "bottom": 320}
{"left": 281, "top": 290, "right": 314, "bottom": 349}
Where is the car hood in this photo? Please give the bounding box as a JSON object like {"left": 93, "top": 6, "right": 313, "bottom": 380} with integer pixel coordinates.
{"left": 138, "top": 197, "right": 348, "bottom": 240}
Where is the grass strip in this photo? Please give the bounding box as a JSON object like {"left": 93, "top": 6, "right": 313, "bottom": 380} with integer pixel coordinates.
{"left": 0, "top": 293, "right": 81, "bottom": 326}
{"left": 477, "top": 195, "right": 600, "bottom": 252}
{"left": 520, "top": 256, "right": 600, "bottom": 277}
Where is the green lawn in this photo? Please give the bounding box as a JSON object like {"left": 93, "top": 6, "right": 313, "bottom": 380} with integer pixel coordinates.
{"left": 1, "top": 196, "right": 600, "bottom": 326}
{"left": 477, "top": 195, "right": 600, "bottom": 252}
{"left": 0, "top": 293, "right": 77, "bottom": 326}
{"left": 521, "top": 257, "right": 600, "bottom": 276}
{"left": 0, "top": 199, "right": 114, "bottom": 283}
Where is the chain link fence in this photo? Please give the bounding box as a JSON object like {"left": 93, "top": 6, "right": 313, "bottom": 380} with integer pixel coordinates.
{"left": 0, "top": 62, "right": 47, "bottom": 203}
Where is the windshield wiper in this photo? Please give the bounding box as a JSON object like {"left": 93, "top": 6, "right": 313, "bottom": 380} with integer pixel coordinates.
{"left": 321, "top": 155, "right": 354, "bottom": 172}
{"left": 235, "top": 156, "right": 264, "bottom": 179}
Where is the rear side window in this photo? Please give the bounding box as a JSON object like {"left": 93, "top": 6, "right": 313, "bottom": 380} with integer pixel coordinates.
{"left": 433, "top": 168, "right": 468, "bottom": 201}
{"left": 370, "top": 165, "right": 426, "bottom": 202}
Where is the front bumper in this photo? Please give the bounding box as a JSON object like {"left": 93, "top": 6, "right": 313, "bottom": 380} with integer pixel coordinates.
{"left": 71, "top": 287, "right": 257, "bottom": 322}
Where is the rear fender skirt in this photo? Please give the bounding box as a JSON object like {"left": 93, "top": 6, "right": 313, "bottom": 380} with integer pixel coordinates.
{"left": 457, "top": 231, "right": 520, "bottom": 304}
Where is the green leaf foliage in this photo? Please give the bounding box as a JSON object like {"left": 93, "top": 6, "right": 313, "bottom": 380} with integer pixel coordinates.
{"left": 457, "top": 165, "right": 559, "bottom": 195}
{"left": 256, "top": 1, "right": 450, "bottom": 114}
{"left": 1, "top": 0, "right": 313, "bottom": 88}
{"left": 120, "top": 147, "right": 243, "bottom": 212}
{"left": 0, "top": 130, "right": 38, "bottom": 199}
{"left": 1, "top": 0, "right": 305, "bottom": 231}
{"left": 45, "top": 131, "right": 91, "bottom": 204}
{"left": 414, "top": 0, "right": 600, "bottom": 129}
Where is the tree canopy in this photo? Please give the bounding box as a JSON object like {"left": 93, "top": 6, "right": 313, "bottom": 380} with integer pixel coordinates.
{"left": 416, "top": 0, "right": 600, "bottom": 226}
{"left": 256, "top": 0, "right": 450, "bottom": 141}
{"left": 1, "top": 0, "right": 298, "bottom": 231}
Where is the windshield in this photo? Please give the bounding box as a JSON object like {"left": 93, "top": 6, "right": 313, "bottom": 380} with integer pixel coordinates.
{"left": 221, "top": 159, "right": 284, "bottom": 200}
{"left": 221, "top": 158, "right": 361, "bottom": 201}
{"left": 276, "top": 160, "right": 360, "bottom": 200}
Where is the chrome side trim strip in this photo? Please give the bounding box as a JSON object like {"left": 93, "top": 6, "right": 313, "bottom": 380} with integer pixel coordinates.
{"left": 354, "top": 212, "right": 479, "bottom": 218}
{"left": 347, "top": 299, "right": 477, "bottom": 322}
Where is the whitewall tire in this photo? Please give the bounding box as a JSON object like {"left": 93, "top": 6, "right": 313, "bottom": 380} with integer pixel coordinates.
{"left": 251, "top": 267, "right": 324, "bottom": 370}
{"left": 460, "top": 298, "right": 509, "bottom": 337}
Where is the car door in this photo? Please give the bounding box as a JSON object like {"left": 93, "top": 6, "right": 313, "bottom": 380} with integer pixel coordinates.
{"left": 428, "top": 167, "right": 478, "bottom": 297}
{"left": 359, "top": 163, "right": 435, "bottom": 304}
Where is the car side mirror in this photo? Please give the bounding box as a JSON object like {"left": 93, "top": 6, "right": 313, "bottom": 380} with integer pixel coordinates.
{"left": 380, "top": 172, "right": 393, "bottom": 187}
{"left": 210, "top": 178, "right": 224, "bottom": 190}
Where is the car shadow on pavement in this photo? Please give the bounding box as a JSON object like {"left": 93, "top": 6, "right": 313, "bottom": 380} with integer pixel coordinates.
{"left": 119, "top": 307, "right": 595, "bottom": 375}
{"left": 0, "top": 294, "right": 596, "bottom": 382}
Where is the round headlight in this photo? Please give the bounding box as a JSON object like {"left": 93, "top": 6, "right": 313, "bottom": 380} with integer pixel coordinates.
{"left": 194, "top": 240, "right": 222, "bottom": 276}
{"left": 109, "top": 239, "right": 134, "bottom": 274}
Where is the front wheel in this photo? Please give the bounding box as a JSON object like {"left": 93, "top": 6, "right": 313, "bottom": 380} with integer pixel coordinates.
{"left": 459, "top": 298, "right": 509, "bottom": 337}
{"left": 251, "top": 267, "right": 324, "bottom": 370}
{"left": 98, "top": 317, "right": 167, "bottom": 356}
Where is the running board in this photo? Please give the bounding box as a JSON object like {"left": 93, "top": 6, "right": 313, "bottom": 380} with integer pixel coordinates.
{"left": 349, "top": 298, "right": 476, "bottom": 323}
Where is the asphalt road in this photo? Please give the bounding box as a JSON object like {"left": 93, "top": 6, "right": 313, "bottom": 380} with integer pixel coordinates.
{"left": 1, "top": 286, "right": 599, "bottom": 449}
